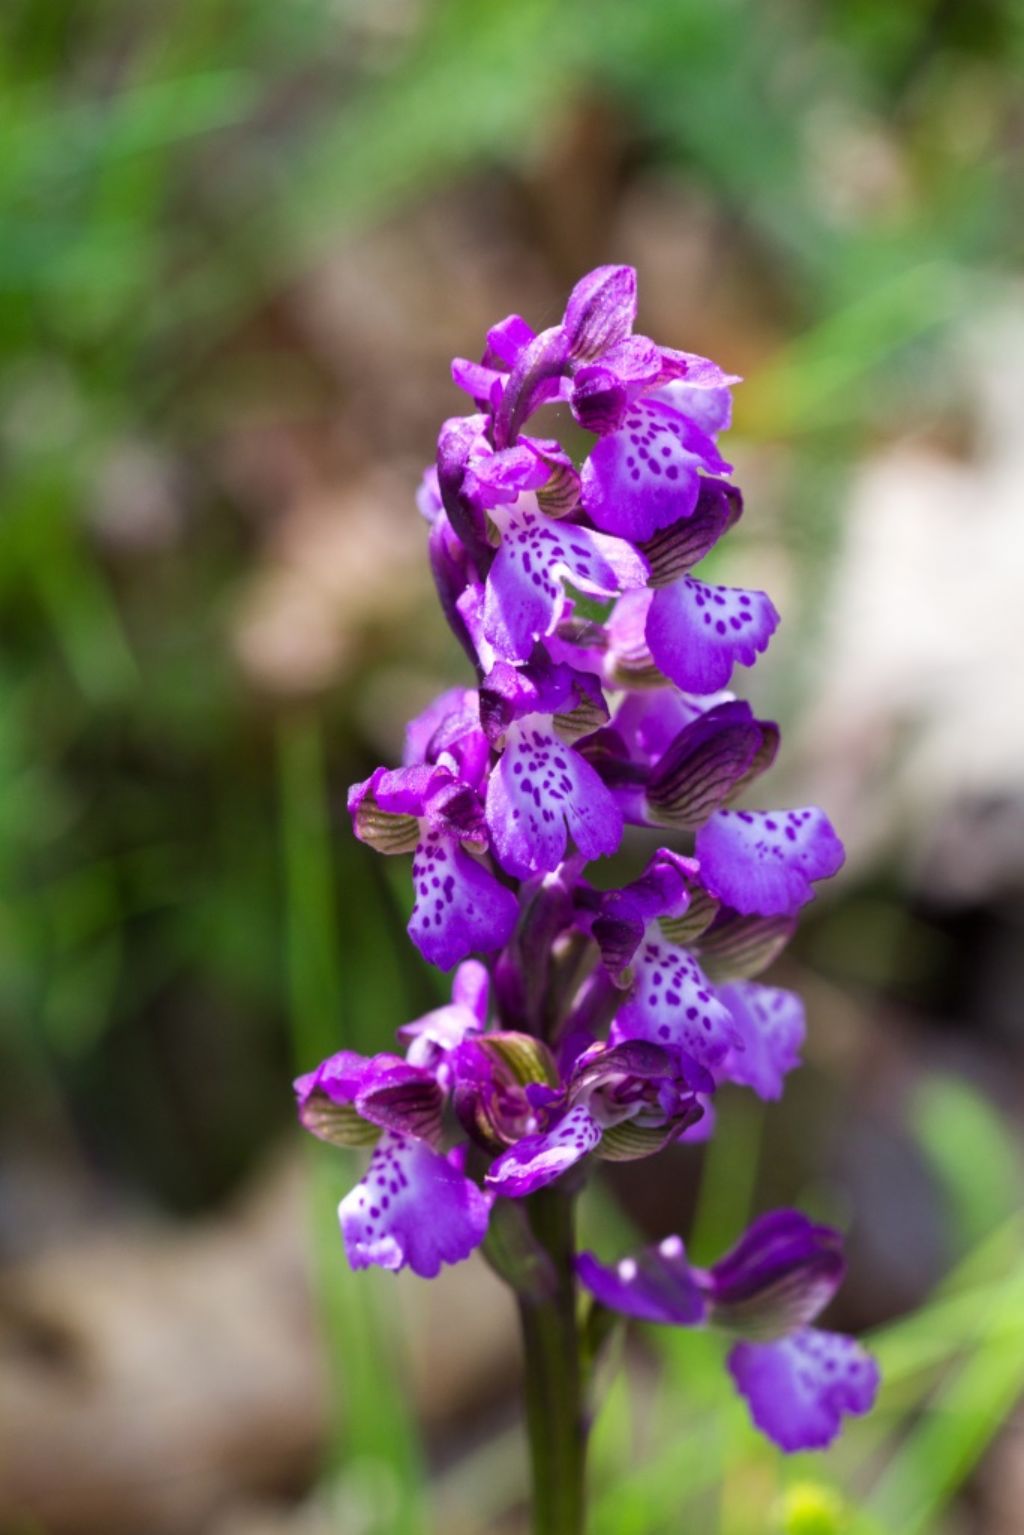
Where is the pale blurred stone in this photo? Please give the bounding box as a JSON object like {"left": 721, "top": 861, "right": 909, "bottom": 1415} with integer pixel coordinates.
{"left": 0, "top": 1151, "right": 517, "bottom": 1535}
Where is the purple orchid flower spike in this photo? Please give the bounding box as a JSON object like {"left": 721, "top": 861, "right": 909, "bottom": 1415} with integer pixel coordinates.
{"left": 578, "top": 1210, "right": 879, "bottom": 1452}
{"left": 300, "top": 264, "right": 872, "bottom": 1527}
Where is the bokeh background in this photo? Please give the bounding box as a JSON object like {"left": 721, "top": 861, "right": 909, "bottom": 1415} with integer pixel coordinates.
{"left": 2, "top": 2, "right": 1022, "bottom": 1532}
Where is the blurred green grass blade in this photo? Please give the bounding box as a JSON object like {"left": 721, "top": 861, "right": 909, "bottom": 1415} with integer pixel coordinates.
{"left": 277, "top": 713, "right": 427, "bottom": 1533}
{"left": 863, "top": 1217, "right": 1023, "bottom": 1394}
{"left": 865, "top": 1262, "right": 1024, "bottom": 1535}
{"left": 138, "top": 0, "right": 576, "bottom": 374}
{"left": 689, "top": 1092, "right": 764, "bottom": 1265}
{"left": 740, "top": 261, "right": 968, "bottom": 436}
{"left": 11, "top": 469, "right": 139, "bottom": 705}
{"left": 910, "top": 1075, "right": 1020, "bottom": 1251}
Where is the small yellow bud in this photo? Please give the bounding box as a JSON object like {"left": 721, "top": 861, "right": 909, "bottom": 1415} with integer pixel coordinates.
{"left": 777, "top": 1480, "right": 846, "bottom": 1535}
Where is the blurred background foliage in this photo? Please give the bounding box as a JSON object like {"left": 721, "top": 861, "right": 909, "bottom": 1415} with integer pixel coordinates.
{"left": 0, "top": 2, "right": 1022, "bottom": 1533}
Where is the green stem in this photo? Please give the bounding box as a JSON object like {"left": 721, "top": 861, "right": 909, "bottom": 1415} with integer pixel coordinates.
{"left": 518, "top": 1187, "right": 587, "bottom": 1535}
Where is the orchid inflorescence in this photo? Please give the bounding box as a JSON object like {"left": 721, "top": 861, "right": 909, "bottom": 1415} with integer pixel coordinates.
{"left": 295, "top": 266, "right": 878, "bottom": 1462}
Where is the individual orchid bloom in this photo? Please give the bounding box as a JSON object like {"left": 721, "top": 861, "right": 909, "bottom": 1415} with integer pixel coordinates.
{"left": 645, "top": 575, "right": 780, "bottom": 694}
{"left": 696, "top": 807, "right": 846, "bottom": 916}
{"left": 482, "top": 493, "right": 648, "bottom": 663}
{"left": 571, "top": 846, "right": 737, "bottom": 1071}
{"left": 580, "top": 397, "right": 734, "bottom": 542}
{"left": 348, "top": 756, "right": 518, "bottom": 971}
{"left": 611, "top": 933, "right": 742, "bottom": 1071}
{"left": 339, "top": 1133, "right": 491, "bottom": 1279}
{"left": 482, "top": 1037, "right": 709, "bottom": 1197}
{"left": 294, "top": 967, "right": 495, "bottom": 1278}
{"left": 479, "top": 659, "right": 625, "bottom": 879}
{"left": 577, "top": 1210, "right": 879, "bottom": 1452}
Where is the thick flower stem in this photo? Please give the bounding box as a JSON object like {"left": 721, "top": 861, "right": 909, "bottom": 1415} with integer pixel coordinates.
{"left": 518, "top": 1187, "right": 587, "bottom": 1535}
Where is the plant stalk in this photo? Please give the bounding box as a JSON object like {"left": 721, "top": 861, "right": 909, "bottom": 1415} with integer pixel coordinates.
{"left": 518, "top": 1186, "right": 587, "bottom": 1535}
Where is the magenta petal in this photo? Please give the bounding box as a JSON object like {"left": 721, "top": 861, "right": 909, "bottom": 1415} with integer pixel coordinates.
{"left": 581, "top": 401, "right": 729, "bottom": 541}
{"left": 483, "top": 506, "right": 647, "bottom": 662}
{"left": 409, "top": 832, "right": 518, "bottom": 970}
{"left": 646, "top": 577, "right": 780, "bottom": 693}
{"left": 696, "top": 808, "right": 845, "bottom": 917}
{"left": 707, "top": 1211, "right": 845, "bottom": 1337}
{"left": 486, "top": 313, "right": 535, "bottom": 366}
{"left": 563, "top": 264, "right": 637, "bottom": 360}
{"left": 403, "top": 686, "right": 482, "bottom": 769}
{"left": 613, "top": 939, "right": 741, "bottom": 1069}
{"left": 612, "top": 688, "right": 714, "bottom": 764}
{"left": 718, "top": 982, "right": 806, "bottom": 1099}
{"left": 451, "top": 958, "right": 490, "bottom": 1024}
{"left": 728, "top": 1328, "right": 880, "bottom": 1452}
{"left": 654, "top": 378, "right": 733, "bottom": 435}
{"left": 486, "top": 722, "right": 623, "bottom": 877}
{"left": 485, "top": 1104, "right": 602, "bottom": 1196}
{"left": 451, "top": 356, "right": 503, "bottom": 401}
{"left": 339, "top": 1132, "right": 491, "bottom": 1278}
{"left": 576, "top": 1235, "right": 706, "bottom": 1325}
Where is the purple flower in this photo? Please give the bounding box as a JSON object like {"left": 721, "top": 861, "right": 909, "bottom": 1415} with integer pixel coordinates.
{"left": 340, "top": 1132, "right": 491, "bottom": 1279}
{"left": 482, "top": 497, "right": 648, "bottom": 663}
{"left": 578, "top": 1210, "right": 878, "bottom": 1452}
{"left": 295, "top": 967, "right": 494, "bottom": 1278}
{"left": 646, "top": 577, "right": 780, "bottom": 693}
{"left": 611, "top": 937, "right": 741, "bottom": 1070}
{"left": 349, "top": 695, "right": 519, "bottom": 971}
{"left": 716, "top": 981, "right": 806, "bottom": 1100}
{"left": 580, "top": 399, "right": 732, "bottom": 542}
{"left": 483, "top": 1037, "right": 707, "bottom": 1197}
{"left": 306, "top": 261, "right": 871, "bottom": 1463}
{"left": 728, "top": 1329, "right": 880, "bottom": 1452}
{"left": 480, "top": 660, "right": 625, "bottom": 878}
{"left": 696, "top": 808, "right": 846, "bottom": 916}
{"left": 408, "top": 831, "right": 519, "bottom": 971}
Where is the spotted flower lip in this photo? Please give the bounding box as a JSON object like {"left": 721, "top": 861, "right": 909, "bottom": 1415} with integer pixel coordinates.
{"left": 696, "top": 807, "right": 846, "bottom": 916}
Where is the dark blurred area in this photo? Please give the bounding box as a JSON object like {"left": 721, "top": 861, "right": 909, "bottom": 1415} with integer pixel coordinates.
{"left": 1, "top": 2, "right": 1022, "bottom": 1533}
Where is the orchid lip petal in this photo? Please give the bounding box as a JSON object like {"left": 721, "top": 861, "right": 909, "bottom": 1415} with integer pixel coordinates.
{"left": 340, "top": 1131, "right": 491, "bottom": 1278}
{"left": 695, "top": 808, "right": 845, "bottom": 917}
{"left": 728, "top": 1328, "right": 880, "bottom": 1452}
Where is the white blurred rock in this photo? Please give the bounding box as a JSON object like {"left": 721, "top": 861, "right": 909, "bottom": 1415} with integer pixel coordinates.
{"left": 798, "top": 300, "right": 1024, "bottom": 899}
